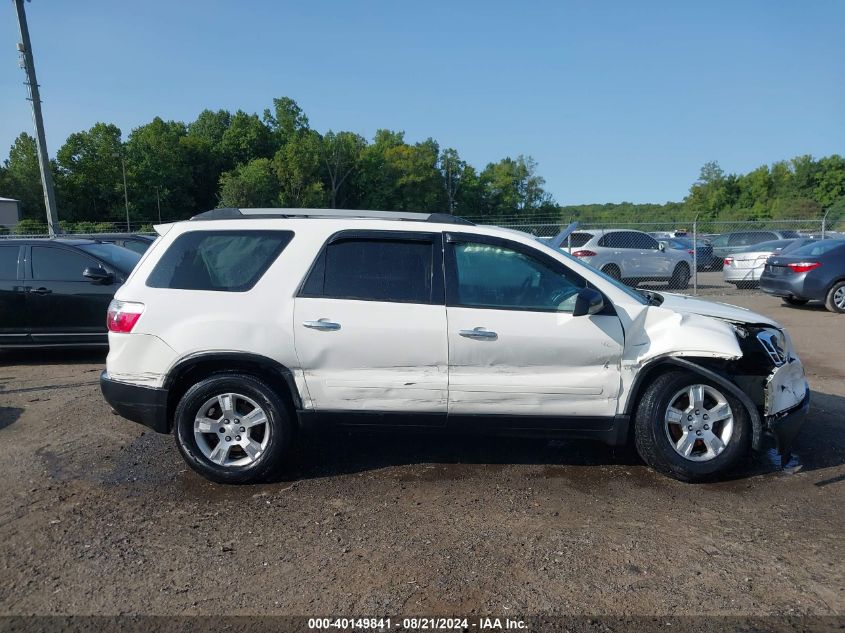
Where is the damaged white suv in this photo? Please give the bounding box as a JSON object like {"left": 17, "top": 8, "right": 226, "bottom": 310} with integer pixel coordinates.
{"left": 100, "top": 209, "right": 809, "bottom": 483}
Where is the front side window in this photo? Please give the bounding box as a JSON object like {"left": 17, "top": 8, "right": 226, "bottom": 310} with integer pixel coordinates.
{"left": 301, "top": 237, "right": 435, "bottom": 304}
{"left": 31, "top": 246, "right": 95, "bottom": 281}
{"left": 449, "top": 241, "right": 585, "bottom": 312}
{"left": 78, "top": 243, "right": 141, "bottom": 273}
{"left": 146, "top": 230, "right": 293, "bottom": 291}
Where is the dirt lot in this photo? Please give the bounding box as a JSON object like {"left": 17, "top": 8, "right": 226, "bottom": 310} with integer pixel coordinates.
{"left": 0, "top": 293, "right": 842, "bottom": 621}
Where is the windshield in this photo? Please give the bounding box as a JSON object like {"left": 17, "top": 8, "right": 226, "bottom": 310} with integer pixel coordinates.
{"left": 566, "top": 232, "right": 593, "bottom": 248}
{"left": 78, "top": 242, "right": 142, "bottom": 272}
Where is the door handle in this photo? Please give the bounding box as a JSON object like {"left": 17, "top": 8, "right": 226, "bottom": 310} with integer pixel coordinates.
{"left": 27, "top": 287, "right": 52, "bottom": 295}
{"left": 302, "top": 319, "right": 341, "bottom": 331}
{"left": 459, "top": 327, "right": 497, "bottom": 340}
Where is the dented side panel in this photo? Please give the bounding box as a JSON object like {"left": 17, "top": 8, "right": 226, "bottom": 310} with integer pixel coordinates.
{"left": 617, "top": 305, "right": 744, "bottom": 413}
{"left": 446, "top": 307, "right": 625, "bottom": 417}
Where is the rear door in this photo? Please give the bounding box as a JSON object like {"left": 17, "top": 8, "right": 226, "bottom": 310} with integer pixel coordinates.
{"left": 444, "top": 233, "right": 624, "bottom": 422}
{"left": 294, "top": 230, "right": 448, "bottom": 421}
{"left": 0, "top": 244, "right": 27, "bottom": 345}
{"left": 25, "top": 244, "right": 114, "bottom": 345}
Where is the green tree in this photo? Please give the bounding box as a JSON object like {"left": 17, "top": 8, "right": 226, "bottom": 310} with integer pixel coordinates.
{"left": 125, "top": 117, "right": 195, "bottom": 223}
{"left": 439, "top": 148, "right": 466, "bottom": 213}
{"left": 218, "top": 158, "right": 278, "bottom": 208}
{"left": 219, "top": 111, "right": 273, "bottom": 167}
{"left": 3, "top": 133, "right": 45, "bottom": 219}
{"left": 321, "top": 131, "right": 366, "bottom": 208}
{"left": 273, "top": 130, "right": 326, "bottom": 208}
{"left": 263, "top": 97, "right": 310, "bottom": 148}
{"left": 55, "top": 123, "right": 124, "bottom": 221}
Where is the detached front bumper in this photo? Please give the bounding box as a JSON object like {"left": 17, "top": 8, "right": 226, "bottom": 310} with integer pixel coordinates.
{"left": 100, "top": 370, "right": 170, "bottom": 434}
{"left": 766, "top": 388, "right": 810, "bottom": 456}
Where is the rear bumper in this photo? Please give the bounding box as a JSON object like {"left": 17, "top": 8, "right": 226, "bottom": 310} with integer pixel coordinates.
{"left": 100, "top": 370, "right": 170, "bottom": 434}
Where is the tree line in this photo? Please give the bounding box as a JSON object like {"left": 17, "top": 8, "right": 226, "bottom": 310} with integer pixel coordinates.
{"left": 0, "top": 95, "right": 843, "bottom": 231}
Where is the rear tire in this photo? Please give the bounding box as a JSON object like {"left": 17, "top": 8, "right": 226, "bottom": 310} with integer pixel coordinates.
{"left": 784, "top": 297, "right": 809, "bottom": 306}
{"left": 174, "top": 373, "right": 294, "bottom": 484}
{"left": 669, "top": 263, "right": 690, "bottom": 289}
{"left": 825, "top": 281, "right": 845, "bottom": 313}
{"left": 634, "top": 371, "right": 751, "bottom": 482}
{"left": 601, "top": 264, "right": 622, "bottom": 282}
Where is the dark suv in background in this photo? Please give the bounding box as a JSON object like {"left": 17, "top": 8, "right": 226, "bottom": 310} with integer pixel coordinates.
{"left": 0, "top": 238, "right": 141, "bottom": 347}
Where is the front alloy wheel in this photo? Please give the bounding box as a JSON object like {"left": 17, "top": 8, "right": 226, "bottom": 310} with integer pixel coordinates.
{"left": 634, "top": 370, "right": 750, "bottom": 482}
{"left": 664, "top": 384, "right": 733, "bottom": 462}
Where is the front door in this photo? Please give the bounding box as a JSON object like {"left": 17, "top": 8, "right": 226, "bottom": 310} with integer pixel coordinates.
{"left": 25, "top": 245, "right": 115, "bottom": 345}
{"left": 294, "top": 231, "right": 448, "bottom": 421}
{"left": 444, "top": 233, "right": 624, "bottom": 421}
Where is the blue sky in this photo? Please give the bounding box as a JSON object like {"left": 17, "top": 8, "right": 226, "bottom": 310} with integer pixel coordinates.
{"left": 1, "top": 1, "right": 842, "bottom": 205}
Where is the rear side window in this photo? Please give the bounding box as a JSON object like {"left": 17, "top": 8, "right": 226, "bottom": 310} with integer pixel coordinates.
{"left": 300, "top": 237, "right": 435, "bottom": 304}
{"left": 146, "top": 230, "right": 293, "bottom": 291}
{"left": 0, "top": 246, "right": 19, "bottom": 279}
{"left": 567, "top": 233, "right": 593, "bottom": 248}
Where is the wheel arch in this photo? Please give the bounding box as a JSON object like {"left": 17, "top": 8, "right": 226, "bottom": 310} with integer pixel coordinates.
{"left": 163, "top": 352, "right": 302, "bottom": 431}
{"left": 623, "top": 356, "right": 764, "bottom": 450}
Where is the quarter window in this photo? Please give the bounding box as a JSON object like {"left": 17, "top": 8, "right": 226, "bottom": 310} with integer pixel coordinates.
{"left": 449, "top": 241, "right": 585, "bottom": 312}
{"left": 31, "top": 246, "right": 95, "bottom": 281}
{"left": 301, "top": 238, "right": 436, "bottom": 304}
{"left": 146, "top": 230, "right": 293, "bottom": 291}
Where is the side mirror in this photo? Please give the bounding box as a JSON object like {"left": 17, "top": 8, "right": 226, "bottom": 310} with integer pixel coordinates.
{"left": 83, "top": 266, "right": 113, "bottom": 285}
{"left": 658, "top": 242, "right": 666, "bottom": 251}
{"left": 573, "top": 287, "right": 604, "bottom": 317}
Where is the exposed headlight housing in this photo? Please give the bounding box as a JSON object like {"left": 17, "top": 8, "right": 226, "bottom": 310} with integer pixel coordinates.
{"left": 756, "top": 328, "right": 787, "bottom": 366}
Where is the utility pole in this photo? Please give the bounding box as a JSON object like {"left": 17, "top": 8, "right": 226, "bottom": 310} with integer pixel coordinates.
{"left": 14, "top": 0, "right": 60, "bottom": 236}
{"left": 113, "top": 151, "right": 130, "bottom": 231}
{"left": 155, "top": 186, "right": 162, "bottom": 223}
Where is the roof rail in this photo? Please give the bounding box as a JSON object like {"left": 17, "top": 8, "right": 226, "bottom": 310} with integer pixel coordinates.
{"left": 189, "top": 208, "right": 475, "bottom": 226}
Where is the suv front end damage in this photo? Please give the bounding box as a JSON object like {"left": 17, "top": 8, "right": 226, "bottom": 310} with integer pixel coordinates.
{"left": 623, "top": 296, "right": 810, "bottom": 461}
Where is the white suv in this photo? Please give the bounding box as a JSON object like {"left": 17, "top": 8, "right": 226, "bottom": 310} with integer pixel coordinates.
{"left": 562, "top": 229, "right": 694, "bottom": 288}
{"left": 100, "top": 209, "right": 809, "bottom": 483}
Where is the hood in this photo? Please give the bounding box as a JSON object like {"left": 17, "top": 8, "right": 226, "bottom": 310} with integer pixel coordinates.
{"left": 656, "top": 292, "right": 779, "bottom": 327}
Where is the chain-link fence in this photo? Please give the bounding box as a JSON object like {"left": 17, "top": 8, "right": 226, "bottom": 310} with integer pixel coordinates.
{"left": 493, "top": 218, "right": 841, "bottom": 297}
{"left": 4, "top": 215, "right": 843, "bottom": 297}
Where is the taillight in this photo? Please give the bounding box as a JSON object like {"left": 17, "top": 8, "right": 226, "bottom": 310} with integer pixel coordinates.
{"left": 724, "top": 257, "right": 733, "bottom": 266}
{"left": 687, "top": 249, "right": 695, "bottom": 255}
{"left": 786, "top": 262, "right": 821, "bottom": 274}
{"left": 107, "top": 300, "right": 145, "bottom": 333}
{"left": 572, "top": 250, "right": 597, "bottom": 257}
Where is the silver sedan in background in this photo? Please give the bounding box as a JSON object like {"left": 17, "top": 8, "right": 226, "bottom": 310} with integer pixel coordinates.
{"left": 723, "top": 238, "right": 824, "bottom": 287}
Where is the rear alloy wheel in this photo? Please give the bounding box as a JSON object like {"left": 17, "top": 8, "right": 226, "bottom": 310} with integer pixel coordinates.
{"left": 669, "top": 263, "right": 690, "bottom": 289}
{"left": 634, "top": 371, "right": 750, "bottom": 482}
{"left": 784, "top": 297, "right": 809, "bottom": 307}
{"left": 174, "top": 373, "right": 293, "bottom": 483}
{"left": 825, "top": 281, "right": 845, "bottom": 314}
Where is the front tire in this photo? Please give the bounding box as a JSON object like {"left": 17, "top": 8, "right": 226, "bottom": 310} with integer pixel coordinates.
{"left": 669, "top": 263, "right": 690, "bottom": 289}
{"left": 174, "top": 373, "right": 294, "bottom": 484}
{"left": 634, "top": 371, "right": 751, "bottom": 482}
{"left": 825, "top": 281, "right": 845, "bottom": 313}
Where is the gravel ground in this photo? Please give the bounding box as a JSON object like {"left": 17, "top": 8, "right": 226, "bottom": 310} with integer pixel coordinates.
{"left": 0, "top": 293, "right": 842, "bottom": 621}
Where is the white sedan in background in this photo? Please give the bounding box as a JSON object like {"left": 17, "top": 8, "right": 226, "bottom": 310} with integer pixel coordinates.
{"left": 723, "top": 238, "right": 819, "bottom": 286}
